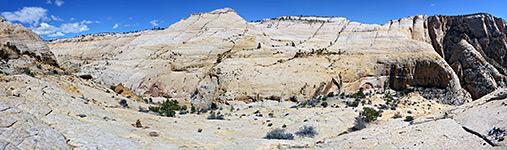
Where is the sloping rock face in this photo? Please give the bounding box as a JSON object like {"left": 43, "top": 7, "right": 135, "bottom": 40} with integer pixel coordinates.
{"left": 0, "top": 16, "right": 57, "bottom": 65}
{"left": 49, "top": 9, "right": 474, "bottom": 107}
{"left": 0, "top": 16, "right": 62, "bottom": 77}
{"left": 429, "top": 13, "right": 507, "bottom": 99}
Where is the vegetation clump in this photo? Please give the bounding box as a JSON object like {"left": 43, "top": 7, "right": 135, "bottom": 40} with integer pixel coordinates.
{"left": 327, "top": 92, "right": 334, "bottom": 97}
{"left": 295, "top": 125, "right": 318, "bottom": 138}
{"left": 207, "top": 111, "right": 225, "bottom": 120}
{"left": 349, "top": 107, "right": 382, "bottom": 131}
{"left": 404, "top": 116, "right": 414, "bottom": 122}
{"left": 349, "top": 114, "right": 366, "bottom": 131}
{"left": 119, "top": 99, "right": 129, "bottom": 108}
{"left": 347, "top": 99, "right": 360, "bottom": 107}
{"left": 148, "top": 99, "right": 180, "bottom": 117}
{"left": 190, "top": 105, "right": 196, "bottom": 114}
{"left": 354, "top": 88, "right": 366, "bottom": 98}
{"left": 362, "top": 107, "right": 381, "bottom": 122}
{"left": 391, "top": 113, "right": 402, "bottom": 119}
{"left": 487, "top": 127, "right": 506, "bottom": 141}
{"left": 265, "top": 128, "right": 294, "bottom": 140}
{"left": 110, "top": 85, "right": 116, "bottom": 91}
{"left": 321, "top": 102, "right": 328, "bottom": 108}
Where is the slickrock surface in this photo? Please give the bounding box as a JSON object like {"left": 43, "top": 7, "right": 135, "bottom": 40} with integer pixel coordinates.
{"left": 0, "top": 8, "right": 506, "bottom": 149}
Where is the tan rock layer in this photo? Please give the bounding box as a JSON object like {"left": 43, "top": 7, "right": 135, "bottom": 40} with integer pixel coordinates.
{"left": 46, "top": 9, "right": 506, "bottom": 107}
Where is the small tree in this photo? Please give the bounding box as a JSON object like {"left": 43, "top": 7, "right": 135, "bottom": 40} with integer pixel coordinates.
{"left": 257, "top": 43, "right": 261, "bottom": 49}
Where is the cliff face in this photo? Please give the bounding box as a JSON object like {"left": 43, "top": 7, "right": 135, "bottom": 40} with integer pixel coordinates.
{"left": 48, "top": 9, "right": 484, "bottom": 107}
{"left": 428, "top": 13, "right": 507, "bottom": 99}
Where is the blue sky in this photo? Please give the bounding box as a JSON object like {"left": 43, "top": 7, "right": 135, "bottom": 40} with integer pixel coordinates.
{"left": 1, "top": 0, "right": 505, "bottom": 40}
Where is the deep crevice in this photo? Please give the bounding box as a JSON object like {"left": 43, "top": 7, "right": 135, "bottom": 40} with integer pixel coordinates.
{"left": 462, "top": 126, "right": 497, "bottom": 147}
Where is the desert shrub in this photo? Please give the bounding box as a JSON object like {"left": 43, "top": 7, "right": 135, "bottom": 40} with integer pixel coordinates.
{"left": 362, "top": 107, "right": 381, "bottom": 122}
{"left": 355, "top": 88, "right": 366, "bottom": 98}
{"left": 216, "top": 54, "right": 222, "bottom": 63}
{"left": 347, "top": 99, "right": 360, "bottom": 107}
{"left": 265, "top": 128, "right": 294, "bottom": 140}
{"left": 282, "top": 124, "right": 287, "bottom": 128}
{"left": 257, "top": 43, "right": 261, "bottom": 49}
{"left": 384, "top": 93, "right": 394, "bottom": 102}
{"left": 404, "top": 116, "right": 414, "bottom": 122}
{"left": 487, "top": 127, "right": 506, "bottom": 141}
{"left": 148, "top": 99, "right": 180, "bottom": 117}
{"left": 207, "top": 111, "right": 225, "bottom": 120}
{"left": 379, "top": 104, "right": 388, "bottom": 110}
{"left": 268, "top": 112, "right": 274, "bottom": 118}
{"left": 349, "top": 114, "right": 366, "bottom": 131}
{"left": 190, "top": 105, "right": 196, "bottom": 114}
{"left": 295, "top": 125, "right": 318, "bottom": 138}
{"left": 119, "top": 100, "right": 129, "bottom": 108}
{"left": 327, "top": 92, "right": 334, "bottom": 97}
{"left": 110, "top": 85, "right": 116, "bottom": 91}
{"left": 321, "top": 102, "right": 328, "bottom": 108}
{"left": 391, "top": 113, "right": 402, "bottom": 119}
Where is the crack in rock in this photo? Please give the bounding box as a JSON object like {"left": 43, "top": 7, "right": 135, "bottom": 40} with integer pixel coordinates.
{"left": 462, "top": 126, "right": 497, "bottom": 147}
{"left": 1, "top": 121, "right": 17, "bottom": 128}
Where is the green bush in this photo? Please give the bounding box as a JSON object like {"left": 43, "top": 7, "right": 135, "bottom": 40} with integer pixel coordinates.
{"left": 347, "top": 99, "right": 360, "bottom": 107}
{"left": 327, "top": 92, "right": 334, "bottom": 97}
{"left": 110, "top": 85, "right": 116, "bottom": 91}
{"left": 148, "top": 99, "right": 180, "bottom": 117}
{"left": 362, "top": 107, "right": 381, "bottom": 123}
{"left": 404, "top": 116, "right": 414, "bottom": 122}
{"left": 321, "top": 102, "right": 328, "bottom": 108}
{"left": 355, "top": 88, "right": 365, "bottom": 98}
{"left": 191, "top": 105, "right": 196, "bottom": 114}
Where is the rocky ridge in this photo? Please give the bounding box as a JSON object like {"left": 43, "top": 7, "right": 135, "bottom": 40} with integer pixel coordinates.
{"left": 48, "top": 9, "right": 497, "bottom": 108}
